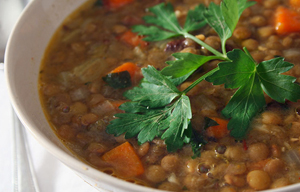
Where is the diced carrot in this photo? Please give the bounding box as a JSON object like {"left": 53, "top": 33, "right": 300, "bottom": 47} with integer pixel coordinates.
{"left": 110, "top": 62, "right": 139, "bottom": 82}
{"left": 206, "top": 117, "right": 229, "bottom": 139}
{"left": 275, "top": 6, "right": 300, "bottom": 35}
{"left": 110, "top": 100, "right": 127, "bottom": 109}
{"left": 102, "top": 141, "right": 144, "bottom": 177}
{"left": 119, "top": 30, "right": 148, "bottom": 48}
{"left": 111, "top": 62, "right": 138, "bottom": 77}
{"left": 103, "top": 62, "right": 141, "bottom": 88}
{"left": 103, "top": 0, "right": 134, "bottom": 9}
{"left": 290, "top": 0, "right": 300, "bottom": 9}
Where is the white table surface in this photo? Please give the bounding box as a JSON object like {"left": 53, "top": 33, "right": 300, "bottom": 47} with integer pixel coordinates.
{"left": 0, "top": 71, "right": 100, "bottom": 192}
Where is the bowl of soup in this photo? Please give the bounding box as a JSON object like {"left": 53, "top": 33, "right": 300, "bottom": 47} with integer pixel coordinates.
{"left": 6, "top": 0, "right": 300, "bottom": 191}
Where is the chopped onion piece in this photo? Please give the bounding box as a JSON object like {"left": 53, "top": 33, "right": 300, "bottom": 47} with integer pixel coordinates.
{"left": 58, "top": 71, "right": 75, "bottom": 88}
{"left": 91, "top": 100, "right": 116, "bottom": 117}
{"left": 168, "top": 173, "right": 179, "bottom": 184}
{"left": 284, "top": 149, "right": 300, "bottom": 166}
{"left": 70, "top": 87, "right": 90, "bottom": 101}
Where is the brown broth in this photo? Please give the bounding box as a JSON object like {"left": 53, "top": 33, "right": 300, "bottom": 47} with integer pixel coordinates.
{"left": 39, "top": 0, "right": 300, "bottom": 191}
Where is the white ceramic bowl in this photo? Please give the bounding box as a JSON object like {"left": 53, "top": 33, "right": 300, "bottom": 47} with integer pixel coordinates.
{"left": 4, "top": 0, "right": 161, "bottom": 191}
{"left": 4, "top": 0, "right": 300, "bottom": 191}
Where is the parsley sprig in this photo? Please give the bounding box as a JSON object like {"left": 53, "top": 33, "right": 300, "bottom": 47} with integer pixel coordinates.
{"left": 132, "top": 2, "right": 224, "bottom": 58}
{"left": 207, "top": 48, "right": 300, "bottom": 138}
{"left": 106, "top": 0, "right": 300, "bottom": 154}
{"left": 107, "top": 66, "right": 194, "bottom": 152}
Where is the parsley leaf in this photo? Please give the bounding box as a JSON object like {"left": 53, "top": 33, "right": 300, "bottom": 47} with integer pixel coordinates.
{"left": 161, "top": 95, "right": 192, "bottom": 151}
{"left": 183, "top": 4, "right": 207, "bottom": 32}
{"left": 222, "top": 74, "right": 265, "bottom": 138}
{"left": 106, "top": 66, "right": 193, "bottom": 151}
{"left": 206, "top": 49, "right": 300, "bottom": 138}
{"left": 132, "top": 3, "right": 206, "bottom": 41}
{"left": 204, "top": 2, "right": 231, "bottom": 52}
{"left": 161, "top": 52, "right": 219, "bottom": 80}
{"left": 206, "top": 49, "right": 256, "bottom": 87}
{"left": 107, "top": 105, "right": 167, "bottom": 144}
{"left": 237, "top": 0, "right": 257, "bottom": 16}
{"left": 257, "top": 57, "right": 300, "bottom": 103}
{"left": 124, "top": 66, "right": 180, "bottom": 108}
{"left": 204, "top": 0, "right": 255, "bottom": 53}
{"left": 222, "top": 0, "right": 255, "bottom": 32}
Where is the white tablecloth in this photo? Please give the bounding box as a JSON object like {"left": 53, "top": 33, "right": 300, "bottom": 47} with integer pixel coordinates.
{"left": 0, "top": 71, "right": 100, "bottom": 191}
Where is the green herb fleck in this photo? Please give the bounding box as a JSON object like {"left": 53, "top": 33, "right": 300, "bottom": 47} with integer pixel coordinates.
{"left": 103, "top": 71, "right": 131, "bottom": 89}
{"left": 94, "top": 0, "right": 103, "bottom": 7}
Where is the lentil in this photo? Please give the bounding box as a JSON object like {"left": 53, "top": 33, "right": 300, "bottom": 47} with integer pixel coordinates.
{"left": 247, "top": 170, "right": 271, "bottom": 190}
{"left": 248, "top": 142, "right": 270, "bottom": 161}
{"left": 233, "top": 26, "right": 252, "bottom": 40}
{"left": 145, "top": 165, "right": 167, "bottom": 183}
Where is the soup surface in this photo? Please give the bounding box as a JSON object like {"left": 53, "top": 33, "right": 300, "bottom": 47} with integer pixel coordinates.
{"left": 39, "top": 0, "right": 300, "bottom": 191}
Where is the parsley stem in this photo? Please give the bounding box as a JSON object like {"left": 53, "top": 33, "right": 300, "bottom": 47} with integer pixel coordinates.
{"left": 243, "top": 47, "right": 257, "bottom": 65}
{"left": 184, "top": 33, "right": 228, "bottom": 60}
{"left": 182, "top": 67, "right": 219, "bottom": 94}
{"left": 222, "top": 43, "right": 227, "bottom": 56}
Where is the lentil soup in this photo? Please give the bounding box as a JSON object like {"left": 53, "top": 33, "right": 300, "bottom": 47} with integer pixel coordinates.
{"left": 39, "top": 0, "right": 300, "bottom": 191}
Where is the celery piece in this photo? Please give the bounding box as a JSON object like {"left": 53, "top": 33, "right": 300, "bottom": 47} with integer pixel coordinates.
{"left": 73, "top": 58, "right": 107, "bottom": 82}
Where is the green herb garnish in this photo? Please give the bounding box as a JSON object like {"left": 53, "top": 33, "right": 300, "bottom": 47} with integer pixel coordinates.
{"left": 106, "top": 0, "right": 300, "bottom": 155}
{"left": 94, "top": 0, "right": 103, "bottom": 7}
{"left": 103, "top": 71, "right": 132, "bottom": 89}
{"left": 132, "top": 3, "right": 206, "bottom": 41}
{"left": 204, "top": 0, "right": 255, "bottom": 54}
{"left": 106, "top": 66, "right": 193, "bottom": 151}
{"left": 207, "top": 49, "right": 300, "bottom": 138}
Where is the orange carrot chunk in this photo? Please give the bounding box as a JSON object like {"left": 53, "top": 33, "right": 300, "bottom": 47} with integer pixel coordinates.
{"left": 290, "top": 0, "right": 300, "bottom": 9}
{"left": 275, "top": 6, "right": 300, "bottom": 35}
{"left": 206, "top": 117, "right": 229, "bottom": 139}
{"left": 102, "top": 141, "right": 144, "bottom": 177}
{"left": 110, "top": 62, "right": 140, "bottom": 83}
{"left": 104, "top": 0, "right": 134, "bottom": 9}
{"left": 110, "top": 100, "right": 127, "bottom": 109}
{"left": 111, "top": 62, "right": 139, "bottom": 78}
{"left": 119, "top": 30, "right": 148, "bottom": 48}
{"left": 103, "top": 62, "right": 140, "bottom": 89}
